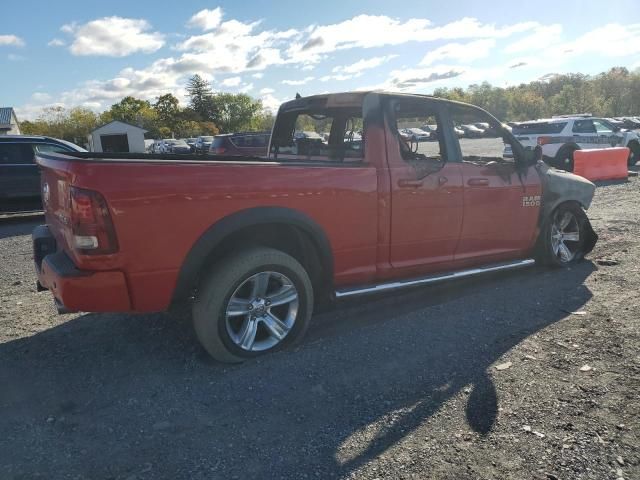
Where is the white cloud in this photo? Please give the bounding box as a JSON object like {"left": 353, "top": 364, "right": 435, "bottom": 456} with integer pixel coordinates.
{"left": 560, "top": 23, "right": 640, "bottom": 58}
{"left": 282, "top": 76, "right": 314, "bottom": 85}
{"left": 176, "top": 14, "right": 298, "bottom": 74}
{"left": 320, "top": 73, "right": 357, "bottom": 82}
{"left": 62, "top": 17, "right": 164, "bottom": 57}
{"left": 7, "top": 53, "right": 25, "bottom": 61}
{"left": 260, "top": 87, "right": 275, "bottom": 94}
{"left": 0, "top": 34, "right": 25, "bottom": 47}
{"left": 260, "top": 93, "right": 282, "bottom": 112}
{"left": 222, "top": 76, "right": 242, "bottom": 87}
{"left": 31, "top": 92, "right": 52, "bottom": 102}
{"left": 504, "top": 24, "right": 562, "bottom": 54}
{"left": 287, "top": 16, "right": 537, "bottom": 62}
{"left": 238, "top": 82, "right": 254, "bottom": 93}
{"left": 47, "top": 38, "right": 65, "bottom": 47}
{"left": 252, "top": 72, "right": 264, "bottom": 79}
{"left": 420, "top": 39, "right": 495, "bottom": 66}
{"left": 187, "top": 7, "right": 223, "bottom": 31}
{"left": 332, "top": 55, "right": 397, "bottom": 74}
{"left": 386, "top": 66, "right": 468, "bottom": 90}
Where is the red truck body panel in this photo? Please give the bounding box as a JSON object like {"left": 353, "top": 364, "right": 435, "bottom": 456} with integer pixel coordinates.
{"left": 38, "top": 157, "right": 382, "bottom": 311}
{"left": 34, "top": 92, "right": 546, "bottom": 314}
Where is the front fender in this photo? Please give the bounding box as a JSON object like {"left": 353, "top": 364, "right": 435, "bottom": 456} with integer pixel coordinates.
{"left": 536, "top": 162, "right": 598, "bottom": 255}
{"left": 537, "top": 161, "right": 595, "bottom": 217}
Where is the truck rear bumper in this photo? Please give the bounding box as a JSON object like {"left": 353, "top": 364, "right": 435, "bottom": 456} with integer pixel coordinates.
{"left": 33, "top": 225, "right": 131, "bottom": 313}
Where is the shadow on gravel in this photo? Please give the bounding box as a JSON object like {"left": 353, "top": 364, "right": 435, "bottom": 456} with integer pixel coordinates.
{"left": 0, "top": 216, "right": 43, "bottom": 240}
{"left": 0, "top": 262, "right": 595, "bottom": 479}
{"left": 593, "top": 178, "right": 630, "bottom": 187}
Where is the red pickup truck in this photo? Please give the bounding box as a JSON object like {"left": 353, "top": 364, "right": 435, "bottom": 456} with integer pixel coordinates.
{"left": 33, "top": 92, "right": 598, "bottom": 362}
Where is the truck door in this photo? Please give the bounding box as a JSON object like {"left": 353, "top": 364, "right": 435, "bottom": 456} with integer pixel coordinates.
{"left": 571, "top": 119, "right": 598, "bottom": 150}
{"left": 592, "top": 119, "right": 622, "bottom": 148}
{"left": 386, "top": 97, "right": 464, "bottom": 273}
{"left": 446, "top": 103, "right": 541, "bottom": 263}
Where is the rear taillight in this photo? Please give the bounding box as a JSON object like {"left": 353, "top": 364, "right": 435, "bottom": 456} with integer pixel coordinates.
{"left": 537, "top": 136, "right": 551, "bottom": 146}
{"left": 212, "top": 147, "right": 226, "bottom": 154}
{"left": 70, "top": 186, "right": 118, "bottom": 255}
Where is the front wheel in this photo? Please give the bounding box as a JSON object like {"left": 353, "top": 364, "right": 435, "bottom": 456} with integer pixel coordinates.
{"left": 539, "top": 204, "right": 587, "bottom": 267}
{"left": 193, "top": 247, "right": 314, "bottom": 363}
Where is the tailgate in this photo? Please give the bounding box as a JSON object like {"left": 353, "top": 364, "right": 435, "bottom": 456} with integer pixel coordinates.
{"left": 37, "top": 153, "right": 76, "bottom": 257}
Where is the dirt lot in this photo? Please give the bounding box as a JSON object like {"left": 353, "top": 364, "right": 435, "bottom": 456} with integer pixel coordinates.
{"left": 1, "top": 174, "right": 639, "bottom": 480}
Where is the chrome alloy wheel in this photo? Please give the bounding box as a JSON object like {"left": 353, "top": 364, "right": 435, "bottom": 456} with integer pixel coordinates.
{"left": 225, "top": 271, "right": 299, "bottom": 352}
{"left": 550, "top": 210, "right": 581, "bottom": 263}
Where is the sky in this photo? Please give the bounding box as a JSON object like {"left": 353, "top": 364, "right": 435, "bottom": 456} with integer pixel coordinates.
{"left": 1, "top": 0, "right": 640, "bottom": 120}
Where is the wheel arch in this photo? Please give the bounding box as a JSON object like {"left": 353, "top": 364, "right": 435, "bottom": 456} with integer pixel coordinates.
{"left": 171, "top": 206, "right": 334, "bottom": 307}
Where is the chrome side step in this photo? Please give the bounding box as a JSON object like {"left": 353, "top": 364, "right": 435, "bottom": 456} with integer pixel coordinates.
{"left": 335, "top": 259, "right": 536, "bottom": 298}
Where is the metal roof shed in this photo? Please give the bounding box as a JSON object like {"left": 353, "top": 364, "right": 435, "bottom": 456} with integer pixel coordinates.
{"left": 88, "top": 120, "right": 147, "bottom": 153}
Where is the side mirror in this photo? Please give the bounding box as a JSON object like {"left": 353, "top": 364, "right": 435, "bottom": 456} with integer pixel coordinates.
{"left": 533, "top": 145, "right": 543, "bottom": 162}
{"left": 522, "top": 145, "right": 542, "bottom": 165}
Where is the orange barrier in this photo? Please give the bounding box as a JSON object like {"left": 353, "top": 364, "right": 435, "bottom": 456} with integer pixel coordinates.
{"left": 573, "top": 147, "right": 629, "bottom": 181}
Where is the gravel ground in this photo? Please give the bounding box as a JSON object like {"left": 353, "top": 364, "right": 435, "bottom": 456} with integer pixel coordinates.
{"left": 0, "top": 173, "right": 639, "bottom": 480}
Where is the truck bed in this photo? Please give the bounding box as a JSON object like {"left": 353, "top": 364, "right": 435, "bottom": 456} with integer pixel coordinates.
{"left": 36, "top": 150, "right": 379, "bottom": 312}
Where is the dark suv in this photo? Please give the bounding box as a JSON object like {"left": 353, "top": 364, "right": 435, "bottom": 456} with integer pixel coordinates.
{"left": 210, "top": 132, "right": 270, "bottom": 156}
{"left": 0, "top": 135, "right": 85, "bottom": 213}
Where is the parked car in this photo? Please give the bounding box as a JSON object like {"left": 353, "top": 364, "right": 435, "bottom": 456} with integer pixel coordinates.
{"left": 511, "top": 116, "right": 640, "bottom": 169}
{"left": 144, "top": 139, "right": 155, "bottom": 153}
{"left": 0, "top": 135, "right": 85, "bottom": 213}
{"left": 185, "top": 138, "right": 198, "bottom": 152}
{"left": 32, "top": 91, "right": 598, "bottom": 363}
{"left": 151, "top": 140, "right": 163, "bottom": 154}
{"left": 459, "top": 124, "right": 485, "bottom": 138}
{"left": 168, "top": 139, "right": 192, "bottom": 154}
{"left": 157, "top": 139, "right": 176, "bottom": 153}
{"left": 619, "top": 117, "right": 640, "bottom": 130}
{"left": 294, "top": 131, "right": 325, "bottom": 142}
{"left": 210, "top": 132, "right": 270, "bottom": 156}
{"left": 474, "top": 122, "right": 500, "bottom": 137}
{"left": 195, "top": 136, "right": 215, "bottom": 153}
{"left": 400, "top": 127, "right": 430, "bottom": 142}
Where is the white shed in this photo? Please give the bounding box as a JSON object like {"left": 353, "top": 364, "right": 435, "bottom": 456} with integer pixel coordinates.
{"left": 88, "top": 120, "right": 147, "bottom": 153}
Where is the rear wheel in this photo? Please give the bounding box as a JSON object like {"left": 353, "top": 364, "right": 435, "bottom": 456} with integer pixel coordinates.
{"left": 540, "top": 203, "right": 587, "bottom": 267}
{"left": 193, "top": 247, "right": 313, "bottom": 363}
{"left": 627, "top": 141, "right": 640, "bottom": 166}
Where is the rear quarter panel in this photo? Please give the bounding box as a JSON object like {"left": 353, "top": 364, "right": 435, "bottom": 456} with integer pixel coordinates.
{"left": 39, "top": 157, "right": 379, "bottom": 311}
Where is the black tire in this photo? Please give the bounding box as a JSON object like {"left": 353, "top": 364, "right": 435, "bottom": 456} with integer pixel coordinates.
{"left": 193, "top": 247, "right": 314, "bottom": 363}
{"left": 538, "top": 203, "right": 588, "bottom": 268}
{"left": 627, "top": 141, "right": 640, "bottom": 166}
{"left": 554, "top": 146, "right": 576, "bottom": 172}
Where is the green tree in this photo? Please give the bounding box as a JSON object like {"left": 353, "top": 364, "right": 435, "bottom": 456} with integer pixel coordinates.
{"left": 210, "top": 93, "right": 263, "bottom": 133}
{"left": 102, "top": 96, "right": 159, "bottom": 137}
{"left": 186, "top": 74, "right": 215, "bottom": 120}
{"left": 153, "top": 93, "right": 181, "bottom": 127}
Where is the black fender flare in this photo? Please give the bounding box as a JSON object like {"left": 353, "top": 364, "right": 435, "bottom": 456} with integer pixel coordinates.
{"left": 171, "top": 206, "right": 334, "bottom": 305}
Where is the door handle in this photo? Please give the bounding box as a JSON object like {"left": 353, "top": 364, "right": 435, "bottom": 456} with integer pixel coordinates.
{"left": 398, "top": 179, "right": 423, "bottom": 188}
{"left": 467, "top": 178, "right": 489, "bottom": 186}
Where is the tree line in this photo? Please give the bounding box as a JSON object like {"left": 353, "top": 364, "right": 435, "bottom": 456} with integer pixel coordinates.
{"left": 20, "top": 67, "right": 640, "bottom": 144}
{"left": 434, "top": 67, "right": 640, "bottom": 121}
{"left": 20, "top": 75, "right": 275, "bottom": 144}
